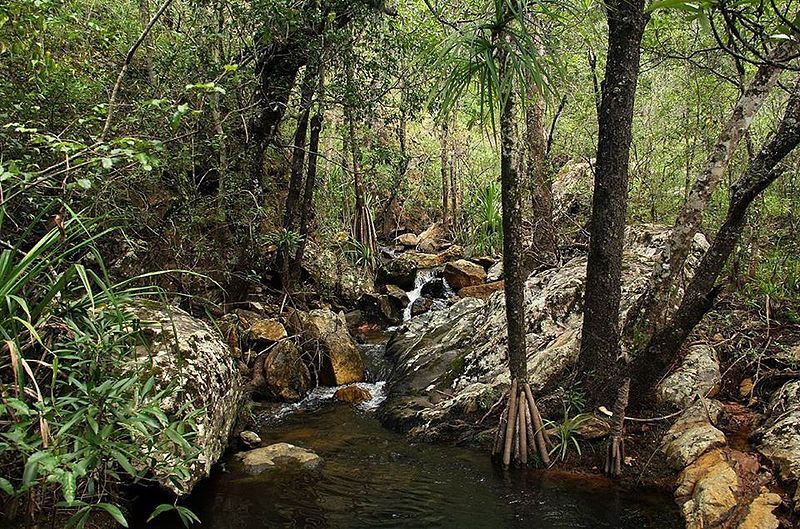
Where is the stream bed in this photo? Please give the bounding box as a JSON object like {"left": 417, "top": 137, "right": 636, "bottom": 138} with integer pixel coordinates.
{"left": 145, "top": 400, "right": 682, "bottom": 529}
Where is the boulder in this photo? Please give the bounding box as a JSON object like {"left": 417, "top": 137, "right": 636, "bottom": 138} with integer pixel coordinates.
{"left": 410, "top": 297, "right": 434, "bottom": 317}
{"left": 756, "top": 381, "right": 800, "bottom": 484}
{"left": 471, "top": 256, "right": 497, "bottom": 269}
{"left": 397, "top": 233, "right": 418, "bottom": 247}
{"left": 240, "top": 431, "right": 262, "bottom": 448}
{"left": 384, "top": 284, "right": 410, "bottom": 306}
{"left": 250, "top": 341, "right": 311, "bottom": 402}
{"left": 302, "top": 239, "right": 374, "bottom": 304}
{"left": 661, "top": 400, "right": 726, "bottom": 470}
{"left": 334, "top": 385, "right": 373, "bottom": 403}
{"left": 657, "top": 344, "right": 721, "bottom": 408}
{"left": 552, "top": 160, "right": 594, "bottom": 243}
{"left": 443, "top": 260, "right": 487, "bottom": 290}
{"left": 736, "top": 489, "right": 782, "bottom": 529}
{"left": 676, "top": 449, "right": 740, "bottom": 529}
{"left": 359, "top": 293, "right": 404, "bottom": 325}
{"left": 417, "top": 223, "right": 447, "bottom": 253}
{"left": 381, "top": 225, "right": 709, "bottom": 441}
{"left": 458, "top": 281, "right": 504, "bottom": 301}
{"left": 249, "top": 319, "right": 287, "bottom": 343}
{"left": 420, "top": 278, "right": 449, "bottom": 299}
{"left": 486, "top": 261, "right": 503, "bottom": 282}
{"left": 236, "top": 443, "right": 322, "bottom": 475}
{"left": 132, "top": 305, "right": 244, "bottom": 495}
{"left": 287, "top": 308, "right": 365, "bottom": 386}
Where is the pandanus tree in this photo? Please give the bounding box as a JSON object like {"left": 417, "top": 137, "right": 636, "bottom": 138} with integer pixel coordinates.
{"left": 431, "top": 0, "right": 565, "bottom": 467}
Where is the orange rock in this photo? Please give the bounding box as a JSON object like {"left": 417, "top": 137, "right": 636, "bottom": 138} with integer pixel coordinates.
{"left": 334, "top": 386, "right": 372, "bottom": 404}
{"left": 458, "top": 281, "right": 505, "bottom": 300}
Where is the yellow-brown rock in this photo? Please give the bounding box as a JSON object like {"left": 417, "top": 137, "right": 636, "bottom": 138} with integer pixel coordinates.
{"left": 334, "top": 385, "right": 372, "bottom": 403}
{"left": 458, "top": 281, "right": 504, "bottom": 300}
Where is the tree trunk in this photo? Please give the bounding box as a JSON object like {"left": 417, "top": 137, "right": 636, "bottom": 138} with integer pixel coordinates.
{"left": 631, "top": 40, "right": 796, "bottom": 333}
{"left": 348, "top": 108, "right": 377, "bottom": 256}
{"left": 524, "top": 78, "right": 557, "bottom": 269}
{"left": 629, "top": 75, "right": 800, "bottom": 401}
{"left": 499, "top": 53, "right": 527, "bottom": 383}
{"left": 578, "top": 0, "right": 648, "bottom": 407}
{"left": 292, "top": 70, "right": 326, "bottom": 282}
{"left": 440, "top": 121, "right": 451, "bottom": 228}
{"left": 283, "top": 63, "right": 318, "bottom": 231}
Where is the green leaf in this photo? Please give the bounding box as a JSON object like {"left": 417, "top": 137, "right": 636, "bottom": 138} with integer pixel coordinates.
{"left": 96, "top": 503, "right": 129, "bottom": 528}
{"left": 147, "top": 503, "right": 174, "bottom": 522}
{"left": 76, "top": 178, "right": 92, "bottom": 190}
{"left": 101, "top": 157, "right": 113, "bottom": 169}
{"left": 0, "top": 476, "right": 15, "bottom": 495}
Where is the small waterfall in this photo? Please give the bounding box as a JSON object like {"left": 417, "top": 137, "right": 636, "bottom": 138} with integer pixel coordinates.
{"left": 403, "top": 268, "right": 438, "bottom": 321}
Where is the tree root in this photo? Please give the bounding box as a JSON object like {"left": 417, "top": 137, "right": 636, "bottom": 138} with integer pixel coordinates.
{"left": 492, "top": 378, "right": 550, "bottom": 467}
{"left": 604, "top": 377, "right": 630, "bottom": 478}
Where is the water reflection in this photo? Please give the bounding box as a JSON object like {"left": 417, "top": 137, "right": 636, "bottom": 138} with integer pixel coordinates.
{"left": 139, "top": 404, "right": 680, "bottom": 529}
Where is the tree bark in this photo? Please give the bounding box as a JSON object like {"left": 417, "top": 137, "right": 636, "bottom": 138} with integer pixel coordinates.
{"left": 629, "top": 75, "right": 800, "bottom": 401}
{"left": 524, "top": 78, "right": 557, "bottom": 269}
{"left": 292, "top": 68, "right": 326, "bottom": 282}
{"left": 632, "top": 40, "right": 796, "bottom": 333}
{"left": 578, "top": 0, "right": 648, "bottom": 406}
{"left": 499, "top": 49, "right": 528, "bottom": 382}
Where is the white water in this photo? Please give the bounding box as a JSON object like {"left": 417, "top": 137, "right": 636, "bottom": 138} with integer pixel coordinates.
{"left": 402, "top": 268, "right": 439, "bottom": 321}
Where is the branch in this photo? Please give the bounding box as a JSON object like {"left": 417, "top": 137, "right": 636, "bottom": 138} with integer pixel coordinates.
{"left": 100, "top": 0, "right": 175, "bottom": 141}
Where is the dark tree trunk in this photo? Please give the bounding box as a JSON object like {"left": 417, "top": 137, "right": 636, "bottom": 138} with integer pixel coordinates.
{"left": 292, "top": 71, "right": 326, "bottom": 282}
{"left": 629, "top": 77, "right": 800, "bottom": 401}
{"left": 283, "top": 63, "right": 319, "bottom": 231}
{"left": 578, "top": 0, "right": 648, "bottom": 406}
{"left": 499, "top": 59, "right": 527, "bottom": 383}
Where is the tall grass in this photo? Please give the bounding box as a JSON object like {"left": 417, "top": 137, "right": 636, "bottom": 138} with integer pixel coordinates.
{"left": 0, "top": 204, "right": 199, "bottom": 528}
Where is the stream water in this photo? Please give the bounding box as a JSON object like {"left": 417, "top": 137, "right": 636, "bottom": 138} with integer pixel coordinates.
{"left": 141, "top": 337, "right": 682, "bottom": 529}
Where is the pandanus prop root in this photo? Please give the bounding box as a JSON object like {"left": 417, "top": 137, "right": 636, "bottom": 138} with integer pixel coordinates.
{"left": 604, "top": 378, "right": 630, "bottom": 478}
{"left": 492, "top": 378, "right": 551, "bottom": 467}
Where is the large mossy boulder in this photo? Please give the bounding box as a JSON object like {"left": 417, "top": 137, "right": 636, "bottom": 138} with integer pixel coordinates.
{"left": 755, "top": 380, "right": 800, "bottom": 506}
{"left": 381, "top": 225, "right": 709, "bottom": 440}
{"left": 132, "top": 305, "right": 244, "bottom": 495}
{"left": 287, "top": 308, "right": 365, "bottom": 386}
{"left": 302, "top": 239, "right": 375, "bottom": 304}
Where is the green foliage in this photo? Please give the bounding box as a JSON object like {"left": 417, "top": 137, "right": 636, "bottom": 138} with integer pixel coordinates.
{"left": 546, "top": 412, "right": 591, "bottom": 462}
{"left": 267, "top": 228, "right": 304, "bottom": 254}
{"left": 0, "top": 208, "right": 199, "bottom": 527}
{"left": 465, "top": 180, "right": 503, "bottom": 255}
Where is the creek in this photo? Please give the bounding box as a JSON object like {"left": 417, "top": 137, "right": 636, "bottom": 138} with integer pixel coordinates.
{"left": 140, "top": 335, "right": 682, "bottom": 529}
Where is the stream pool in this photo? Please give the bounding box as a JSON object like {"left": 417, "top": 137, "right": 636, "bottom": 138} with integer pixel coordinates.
{"left": 142, "top": 399, "right": 682, "bottom": 529}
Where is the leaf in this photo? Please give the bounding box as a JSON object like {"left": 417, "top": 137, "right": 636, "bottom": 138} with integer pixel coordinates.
{"left": 0, "top": 476, "right": 14, "bottom": 495}
{"left": 101, "top": 157, "right": 113, "bottom": 169}
{"left": 76, "top": 179, "right": 92, "bottom": 190}
{"left": 96, "top": 503, "right": 129, "bottom": 528}
{"left": 147, "top": 503, "right": 174, "bottom": 522}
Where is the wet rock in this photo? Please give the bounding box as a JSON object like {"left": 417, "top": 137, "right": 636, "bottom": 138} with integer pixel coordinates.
{"left": 737, "top": 489, "right": 782, "bottom": 529}
{"left": 397, "top": 232, "right": 418, "bottom": 247}
{"left": 240, "top": 431, "right": 262, "bottom": 448}
{"left": 236, "top": 443, "right": 322, "bottom": 475}
{"left": 417, "top": 223, "right": 447, "bottom": 253}
{"left": 458, "top": 281, "right": 505, "bottom": 301}
{"left": 676, "top": 449, "right": 739, "bottom": 529}
{"left": 360, "top": 293, "right": 404, "bottom": 325}
{"left": 411, "top": 297, "right": 434, "bottom": 317}
{"left": 344, "top": 310, "right": 363, "bottom": 327}
{"left": 420, "top": 278, "right": 448, "bottom": 299}
{"left": 378, "top": 252, "right": 442, "bottom": 290}
{"left": 249, "top": 318, "right": 287, "bottom": 343}
{"left": 335, "top": 385, "right": 373, "bottom": 403}
{"left": 250, "top": 341, "right": 311, "bottom": 402}
{"left": 661, "top": 400, "right": 726, "bottom": 470}
{"left": 657, "top": 344, "right": 721, "bottom": 408}
{"left": 384, "top": 284, "right": 410, "bottom": 306}
{"left": 287, "top": 308, "right": 365, "bottom": 386}
{"left": 131, "top": 305, "right": 244, "bottom": 495}
{"left": 382, "top": 225, "right": 709, "bottom": 440}
{"left": 756, "top": 381, "right": 800, "bottom": 484}
{"left": 471, "top": 256, "right": 497, "bottom": 269}
{"left": 487, "top": 261, "right": 503, "bottom": 282}
{"left": 443, "top": 260, "right": 487, "bottom": 290}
